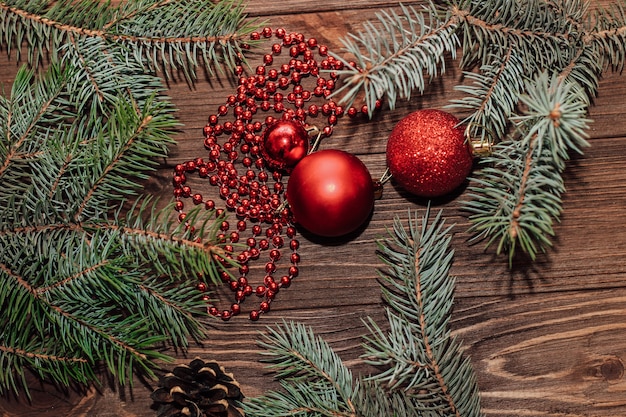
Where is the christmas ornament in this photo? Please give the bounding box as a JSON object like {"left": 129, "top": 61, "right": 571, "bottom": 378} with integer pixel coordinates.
{"left": 286, "top": 149, "right": 375, "bottom": 237}
{"left": 261, "top": 119, "right": 310, "bottom": 171}
{"left": 151, "top": 358, "right": 244, "bottom": 417}
{"left": 386, "top": 109, "right": 473, "bottom": 198}
{"left": 172, "top": 27, "right": 379, "bottom": 320}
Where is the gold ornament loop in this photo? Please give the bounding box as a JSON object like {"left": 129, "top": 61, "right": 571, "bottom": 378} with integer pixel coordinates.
{"left": 464, "top": 122, "right": 495, "bottom": 157}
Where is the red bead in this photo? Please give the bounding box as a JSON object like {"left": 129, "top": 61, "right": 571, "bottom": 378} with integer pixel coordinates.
{"left": 231, "top": 303, "right": 241, "bottom": 316}
{"left": 272, "top": 236, "right": 284, "bottom": 248}
{"left": 208, "top": 307, "right": 219, "bottom": 316}
{"left": 255, "top": 286, "right": 266, "bottom": 297}
{"left": 196, "top": 282, "right": 207, "bottom": 292}
{"left": 236, "top": 252, "right": 248, "bottom": 264}
{"left": 268, "top": 281, "right": 279, "bottom": 292}
{"left": 221, "top": 310, "right": 232, "bottom": 321}
{"left": 259, "top": 301, "right": 270, "bottom": 312}
{"left": 280, "top": 275, "right": 292, "bottom": 287}
{"left": 250, "top": 310, "right": 260, "bottom": 321}
{"left": 172, "top": 175, "right": 185, "bottom": 186}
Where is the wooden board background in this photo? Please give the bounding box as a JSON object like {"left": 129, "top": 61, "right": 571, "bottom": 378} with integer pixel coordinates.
{"left": 1, "top": 1, "right": 626, "bottom": 416}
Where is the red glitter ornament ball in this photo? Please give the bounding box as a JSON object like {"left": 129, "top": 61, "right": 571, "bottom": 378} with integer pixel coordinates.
{"left": 261, "top": 120, "right": 309, "bottom": 171}
{"left": 386, "top": 109, "right": 474, "bottom": 198}
{"left": 287, "top": 149, "right": 374, "bottom": 237}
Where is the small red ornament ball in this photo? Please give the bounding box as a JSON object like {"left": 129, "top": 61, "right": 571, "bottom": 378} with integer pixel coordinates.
{"left": 261, "top": 120, "right": 309, "bottom": 170}
{"left": 386, "top": 109, "right": 473, "bottom": 198}
{"left": 287, "top": 149, "right": 374, "bottom": 237}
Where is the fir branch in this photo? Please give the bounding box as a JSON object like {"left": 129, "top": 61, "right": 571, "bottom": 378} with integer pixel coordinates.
{"left": 450, "top": 0, "right": 581, "bottom": 70}
{"left": 513, "top": 71, "right": 591, "bottom": 164}
{"left": 330, "top": 1, "right": 616, "bottom": 261}
{"left": 364, "top": 209, "right": 481, "bottom": 416}
{"left": 0, "top": 49, "right": 227, "bottom": 396}
{"left": 464, "top": 136, "right": 564, "bottom": 261}
{"left": 244, "top": 320, "right": 358, "bottom": 417}
{"left": 0, "top": 205, "right": 226, "bottom": 395}
{"left": 0, "top": 64, "right": 72, "bottom": 180}
{"left": 69, "top": 94, "right": 175, "bottom": 222}
{"left": 461, "top": 68, "right": 592, "bottom": 261}
{"left": 245, "top": 210, "right": 483, "bottom": 417}
{"left": 462, "top": 72, "right": 590, "bottom": 261}
{"left": 0, "top": 38, "right": 179, "bottom": 225}
{"left": 448, "top": 47, "right": 525, "bottom": 143}
{"left": 331, "top": 2, "right": 459, "bottom": 113}
{"left": 0, "top": 0, "right": 257, "bottom": 82}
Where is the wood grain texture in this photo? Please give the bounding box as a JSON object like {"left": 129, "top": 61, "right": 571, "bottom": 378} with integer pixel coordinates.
{"left": 1, "top": 1, "right": 626, "bottom": 416}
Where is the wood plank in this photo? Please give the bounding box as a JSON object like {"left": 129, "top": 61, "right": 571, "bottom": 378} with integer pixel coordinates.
{"left": 2, "top": 1, "right": 626, "bottom": 416}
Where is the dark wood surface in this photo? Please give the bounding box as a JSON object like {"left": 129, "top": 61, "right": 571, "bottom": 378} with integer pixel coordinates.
{"left": 2, "top": 1, "right": 626, "bottom": 416}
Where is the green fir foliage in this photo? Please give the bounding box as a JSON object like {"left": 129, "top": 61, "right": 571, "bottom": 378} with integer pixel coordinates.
{"left": 244, "top": 210, "right": 483, "bottom": 417}
{"left": 331, "top": 3, "right": 459, "bottom": 112}
{"left": 0, "top": 0, "right": 257, "bottom": 83}
{"left": 332, "top": 0, "right": 626, "bottom": 262}
{"left": 0, "top": 59, "right": 227, "bottom": 396}
{"left": 465, "top": 72, "right": 590, "bottom": 261}
{"left": 0, "top": 1, "right": 247, "bottom": 394}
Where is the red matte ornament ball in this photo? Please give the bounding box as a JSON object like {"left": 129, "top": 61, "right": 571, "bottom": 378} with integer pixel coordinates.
{"left": 286, "top": 149, "right": 375, "bottom": 237}
{"left": 261, "top": 120, "right": 309, "bottom": 170}
{"left": 386, "top": 109, "right": 474, "bottom": 198}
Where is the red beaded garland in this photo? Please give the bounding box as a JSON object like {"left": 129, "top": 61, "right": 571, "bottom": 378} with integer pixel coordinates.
{"left": 172, "top": 27, "right": 378, "bottom": 321}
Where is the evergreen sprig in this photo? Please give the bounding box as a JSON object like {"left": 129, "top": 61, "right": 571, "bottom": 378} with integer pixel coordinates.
{"left": 244, "top": 209, "right": 482, "bottom": 417}
{"left": 0, "top": 53, "right": 227, "bottom": 396}
{"left": 0, "top": 0, "right": 256, "bottom": 83}
{"left": 448, "top": 48, "right": 526, "bottom": 143}
{"left": 330, "top": 2, "right": 460, "bottom": 112}
{"left": 464, "top": 72, "right": 590, "bottom": 261}
{"left": 0, "top": 0, "right": 260, "bottom": 394}
{"left": 332, "top": 0, "right": 623, "bottom": 262}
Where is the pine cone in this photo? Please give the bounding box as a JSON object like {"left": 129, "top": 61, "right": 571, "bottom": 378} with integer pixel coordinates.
{"left": 151, "top": 358, "right": 244, "bottom": 417}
